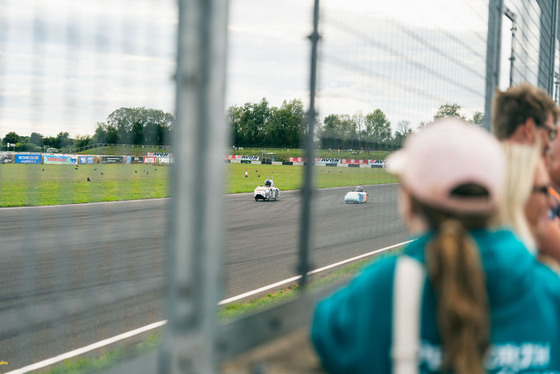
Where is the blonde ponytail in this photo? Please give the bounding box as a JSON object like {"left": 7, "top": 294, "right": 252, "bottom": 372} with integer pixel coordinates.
{"left": 427, "top": 220, "right": 489, "bottom": 374}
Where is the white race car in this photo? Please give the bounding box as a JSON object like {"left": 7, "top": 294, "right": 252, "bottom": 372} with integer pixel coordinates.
{"left": 254, "top": 177, "right": 280, "bottom": 201}
{"left": 345, "top": 185, "right": 368, "bottom": 204}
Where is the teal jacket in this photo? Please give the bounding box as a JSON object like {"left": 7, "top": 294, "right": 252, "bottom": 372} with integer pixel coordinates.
{"left": 311, "top": 229, "right": 560, "bottom": 373}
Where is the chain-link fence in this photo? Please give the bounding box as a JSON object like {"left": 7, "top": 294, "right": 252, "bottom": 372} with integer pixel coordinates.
{"left": 0, "top": 0, "right": 559, "bottom": 373}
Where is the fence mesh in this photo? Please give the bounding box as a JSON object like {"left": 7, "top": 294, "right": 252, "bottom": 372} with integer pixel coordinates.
{"left": 0, "top": 0, "right": 559, "bottom": 373}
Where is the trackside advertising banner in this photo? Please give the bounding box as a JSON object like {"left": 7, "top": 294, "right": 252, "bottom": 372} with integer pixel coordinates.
{"left": 225, "top": 155, "right": 260, "bottom": 161}
{"left": 315, "top": 158, "right": 340, "bottom": 166}
{"left": 287, "top": 157, "right": 386, "bottom": 167}
{"left": 79, "top": 156, "right": 95, "bottom": 164}
{"left": 368, "top": 159, "right": 386, "bottom": 168}
{"left": 144, "top": 156, "right": 157, "bottom": 164}
{"left": 43, "top": 155, "right": 78, "bottom": 165}
{"left": 102, "top": 156, "right": 123, "bottom": 164}
{"left": 14, "top": 154, "right": 42, "bottom": 164}
{"left": 0, "top": 154, "right": 13, "bottom": 163}
{"left": 341, "top": 159, "right": 368, "bottom": 165}
{"left": 289, "top": 157, "right": 306, "bottom": 163}
{"left": 131, "top": 157, "right": 144, "bottom": 164}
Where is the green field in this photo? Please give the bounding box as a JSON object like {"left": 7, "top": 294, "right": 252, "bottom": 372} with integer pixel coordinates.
{"left": 0, "top": 163, "right": 398, "bottom": 207}
{"left": 0, "top": 164, "right": 169, "bottom": 207}
{"left": 228, "top": 163, "right": 398, "bottom": 193}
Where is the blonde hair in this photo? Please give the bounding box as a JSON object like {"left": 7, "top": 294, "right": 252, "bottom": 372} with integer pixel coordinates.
{"left": 492, "top": 142, "right": 540, "bottom": 250}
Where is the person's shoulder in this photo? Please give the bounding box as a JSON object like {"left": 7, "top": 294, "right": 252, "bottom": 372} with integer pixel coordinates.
{"left": 356, "top": 254, "right": 399, "bottom": 286}
{"left": 534, "top": 259, "right": 560, "bottom": 290}
{"left": 474, "top": 227, "right": 528, "bottom": 251}
{"left": 530, "top": 261, "right": 560, "bottom": 318}
{"left": 475, "top": 227, "right": 519, "bottom": 241}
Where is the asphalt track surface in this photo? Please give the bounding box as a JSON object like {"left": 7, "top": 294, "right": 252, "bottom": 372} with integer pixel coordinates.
{"left": 0, "top": 184, "right": 407, "bottom": 372}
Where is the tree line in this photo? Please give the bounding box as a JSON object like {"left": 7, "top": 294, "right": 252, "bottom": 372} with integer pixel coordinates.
{"left": 229, "top": 99, "right": 483, "bottom": 150}
{"left": 2, "top": 107, "right": 174, "bottom": 152}
{"left": 2, "top": 100, "right": 483, "bottom": 153}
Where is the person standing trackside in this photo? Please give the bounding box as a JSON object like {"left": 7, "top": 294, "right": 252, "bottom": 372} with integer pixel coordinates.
{"left": 492, "top": 82, "right": 559, "bottom": 156}
{"left": 547, "top": 133, "right": 560, "bottom": 219}
{"left": 492, "top": 82, "right": 560, "bottom": 266}
{"left": 543, "top": 131, "right": 560, "bottom": 271}
{"left": 311, "top": 118, "right": 560, "bottom": 374}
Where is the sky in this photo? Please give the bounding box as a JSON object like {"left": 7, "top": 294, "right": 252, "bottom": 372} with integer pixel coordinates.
{"left": 0, "top": 0, "right": 527, "bottom": 140}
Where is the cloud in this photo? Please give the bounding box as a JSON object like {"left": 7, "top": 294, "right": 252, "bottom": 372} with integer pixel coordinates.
{"left": 0, "top": 0, "right": 518, "bottom": 141}
{"left": 1, "top": 0, "right": 177, "bottom": 138}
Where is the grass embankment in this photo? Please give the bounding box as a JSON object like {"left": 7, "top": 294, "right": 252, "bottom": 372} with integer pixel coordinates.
{"left": 228, "top": 147, "right": 390, "bottom": 162}
{"left": 0, "top": 163, "right": 397, "bottom": 207}
{"left": 78, "top": 145, "right": 169, "bottom": 156}
{"left": 77, "top": 146, "right": 390, "bottom": 162}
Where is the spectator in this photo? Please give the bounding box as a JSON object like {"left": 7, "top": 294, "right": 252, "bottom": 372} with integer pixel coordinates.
{"left": 544, "top": 132, "right": 560, "bottom": 271}
{"left": 492, "top": 82, "right": 560, "bottom": 267}
{"left": 548, "top": 131, "right": 560, "bottom": 218}
{"left": 492, "top": 82, "right": 559, "bottom": 156}
{"left": 311, "top": 118, "right": 560, "bottom": 374}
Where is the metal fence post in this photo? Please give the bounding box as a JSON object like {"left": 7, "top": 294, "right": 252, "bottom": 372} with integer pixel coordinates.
{"left": 298, "top": 0, "right": 321, "bottom": 289}
{"left": 483, "top": 0, "right": 504, "bottom": 132}
{"left": 550, "top": 0, "right": 559, "bottom": 96}
{"left": 160, "top": 0, "right": 229, "bottom": 373}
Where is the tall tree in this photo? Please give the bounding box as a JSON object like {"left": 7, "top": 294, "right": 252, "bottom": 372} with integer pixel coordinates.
{"left": 56, "top": 132, "right": 73, "bottom": 149}
{"left": 365, "top": 109, "right": 392, "bottom": 144}
{"left": 132, "top": 122, "right": 144, "bottom": 145}
{"left": 268, "top": 99, "right": 305, "bottom": 148}
{"left": 74, "top": 135, "right": 91, "bottom": 149}
{"left": 30, "top": 132, "right": 43, "bottom": 146}
{"left": 106, "top": 125, "right": 118, "bottom": 144}
{"left": 471, "top": 111, "right": 484, "bottom": 126}
{"left": 395, "top": 120, "right": 413, "bottom": 137}
{"left": 353, "top": 112, "right": 367, "bottom": 143}
{"left": 3, "top": 132, "right": 20, "bottom": 145}
{"left": 43, "top": 136, "right": 59, "bottom": 149}
{"left": 93, "top": 122, "right": 108, "bottom": 144}
{"left": 434, "top": 103, "right": 466, "bottom": 120}
{"left": 229, "top": 98, "right": 272, "bottom": 147}
{"left": 320, "top": 114, "right": 357, "bottom": 149}
{"left": 106, "top": 107, "right": 174, "bottom": 145}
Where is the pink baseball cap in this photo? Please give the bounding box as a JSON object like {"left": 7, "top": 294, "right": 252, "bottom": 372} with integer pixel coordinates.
{"left": 387, "top": 117, "right": 505, "bottom": 214}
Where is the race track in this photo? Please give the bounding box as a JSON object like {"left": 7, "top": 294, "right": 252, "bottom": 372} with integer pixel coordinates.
{"left": 0, "top": 184, "right": 407, "bottom": 371}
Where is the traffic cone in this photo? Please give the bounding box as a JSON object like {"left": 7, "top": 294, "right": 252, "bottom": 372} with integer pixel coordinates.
{"left": 245, "top": 169, "right": 248, "bottom": 178}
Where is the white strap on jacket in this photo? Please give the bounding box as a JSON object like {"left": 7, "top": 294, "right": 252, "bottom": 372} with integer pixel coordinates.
{"left": 391, "top": 255, "right": 425, "bottom": 374}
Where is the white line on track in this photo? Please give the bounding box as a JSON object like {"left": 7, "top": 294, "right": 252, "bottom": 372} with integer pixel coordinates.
{"left": 5, "top": 321, "right": 167, "bottom": 374}
{"left": 0, "top": 198, "right": 169, "bottom": 210}
{"left": 218, "top": 239, "right": 413, "bottom": 305}
{"left": 8, "top": 240, "right": 412, "bottom": 373}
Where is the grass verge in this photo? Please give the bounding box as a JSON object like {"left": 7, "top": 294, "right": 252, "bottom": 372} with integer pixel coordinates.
{"left": 0, "top": 163, "right": 397, "bottom": 207}
{"left": 0, "top": 164, "right": 169, "bottom": 207}
{"left": 41, "top": 246, "right": 403, "bottom": 374}
{"left": 227, "top": 163, "right": 397, "bottom": 193}
{"left": 227, "top": 147, "right": 391, "bottom": 162}
{"left": 41, "top": 334, "right": 162, "bottom": 374}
